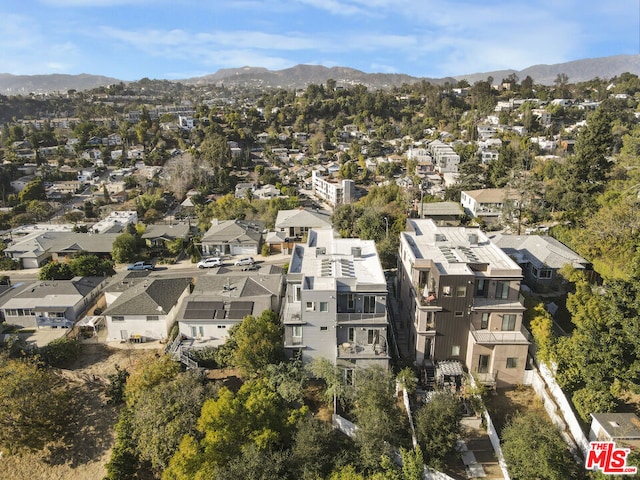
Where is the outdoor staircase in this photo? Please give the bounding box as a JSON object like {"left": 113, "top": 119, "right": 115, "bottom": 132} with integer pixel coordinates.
{"left": 424, "top": 359, "right": 436, "bottom": 389}
{"left": 165, "top": 334, "right": 199, "bottom": 369}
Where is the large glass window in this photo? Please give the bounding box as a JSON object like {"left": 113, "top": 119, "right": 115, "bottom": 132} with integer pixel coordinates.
{"left": 456, "top": 285, "right": 467, "bottom": 297}
{"left": 292, "top": 326, "right": 302, "bottom": 345}
{"left": 495, "top": 281, "right": 510, "bottom": 300}
{"left": 506, "top": 357, "right": 518, "bottom": 368}
{"left": 319, "top": 302, "right": 328, "bottom": 312}
{"left": 476, "top": 278, "right": 487, "bottom": 296}
{"left": 363, "top": 295, "right": 376, "bottom": 313}
{"left": 478, "top": 354, "right": 490, "bottom": 373}
{"left": 501, "top": 314, "right": 516, "bottom": 331}
{"left": 347, "top": 294, "right": 355, "bottom": 311}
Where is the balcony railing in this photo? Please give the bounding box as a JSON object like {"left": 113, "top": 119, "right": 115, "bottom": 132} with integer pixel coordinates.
{"left": 470, "top": 324, "right": 531, "bottom": 345}
{"left": 336, "top": 312, "right": 386, "bottom": 323}
{"left": 337, "top": 341, "right": 389, "bottom": 359}
{"left": 36, "top": 316, "right": 73, "bottom": 329}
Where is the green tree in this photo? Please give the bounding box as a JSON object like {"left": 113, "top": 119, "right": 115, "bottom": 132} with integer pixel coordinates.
{"left": 233, "top": 310, "right": 284, "bottom": 377}
{"left": 40, "top": 336, "right": 81, "bottom": 367}
{"left": 414, "top": 392, "right": 463, "bottom": 469}
{"left": 39, "top": 261, "right": 74, "bottom": 280}
{"left": 501, "top": 411, "right": 578, "bottom": 479}
{"left": 353, "top": 366, "right": 408, "bottom": 472}
{"left": 164, "top": 379, "right": 307, "bottom": 478}
{"left": 124, "top": 354, "right": 181, "bottom": 407}
{"left": 130, "top": 370, "right": 211, "bottom": 474}
{"left": 529, "top": 303, "right": 556, "bottom": 364}
{"left": 111, "top": 232, "right": 145, "bottom": 263}
{"left": 18, "top": 178, "right": 46, "bottom": 202}
{"left": 69, "top": 254, "right": 115, "bottom": 277}
{"left": 0, "top": 357, "right": 73, "bottom": 452}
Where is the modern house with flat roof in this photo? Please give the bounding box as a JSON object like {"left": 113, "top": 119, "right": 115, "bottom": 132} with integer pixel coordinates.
{"left": 281, "top": 229, "right": 390, "bottom": 377}
{"left": 396, "top": 219, "right": 529, "bottom": 388}
{"left": 311, "top": 170, "right": 355, "bottom": 208}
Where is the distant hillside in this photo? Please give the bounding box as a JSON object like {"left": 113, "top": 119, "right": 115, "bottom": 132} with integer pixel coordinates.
{"left": 453, "top": 54, "right": 640, "bottom": 86}
{"left": 1, "top": 54, "right": 639, "bottom": 95}
{"left": 0, "top": 73, "right": 120, "bottom": 95}
{"left": 181, "top": 64, "right": 433, "bottom": 89}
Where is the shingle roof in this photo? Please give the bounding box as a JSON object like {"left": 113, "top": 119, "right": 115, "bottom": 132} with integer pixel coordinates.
{"left": 103, "top": 277, "right": 191, "bottom": 316}
{"left": 201, "top": 220, "right": 262, "bottom": 245}
{"left": 490, "top": 234, "right": 589, "bottom": 269}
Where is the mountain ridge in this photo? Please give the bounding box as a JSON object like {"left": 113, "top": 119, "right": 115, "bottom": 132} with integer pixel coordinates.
{"left": 0, "top": 54, "right": 638, "bottom": 94}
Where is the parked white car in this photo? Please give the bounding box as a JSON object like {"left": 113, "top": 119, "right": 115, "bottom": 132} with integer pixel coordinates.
{"left": 197, "top": 257, "right": 223, "bottom": 268}
{"left": 234, "top": 256, "right": 255, "bottom": 266}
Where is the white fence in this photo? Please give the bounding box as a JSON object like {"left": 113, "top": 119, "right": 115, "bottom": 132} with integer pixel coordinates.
{"left": 541, "top": 362, "right": 590, "bottom": 456}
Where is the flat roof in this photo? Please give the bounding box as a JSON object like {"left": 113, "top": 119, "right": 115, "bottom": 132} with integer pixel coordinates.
{"left": 402, "top": 219, "right": 521, "bottom": 276}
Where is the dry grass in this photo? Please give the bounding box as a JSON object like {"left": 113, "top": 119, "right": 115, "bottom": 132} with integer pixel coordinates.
{"left": 2, "top": 344, "right": 151, "bottom": 480}
{"left": 486, "top": 385, "right": 546, "bottom": 436}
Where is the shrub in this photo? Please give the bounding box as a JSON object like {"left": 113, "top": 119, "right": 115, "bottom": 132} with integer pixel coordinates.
{"left": 41, "top": 336, "right": 81, "bottom": 367}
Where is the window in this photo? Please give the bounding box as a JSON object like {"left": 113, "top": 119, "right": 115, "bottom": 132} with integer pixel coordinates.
{"left": 506, "top": 357, "right": 518, "bottom": 369}
{"left": 112, "top": 315, "right": 125, "bottom": 322}
{"left": 217, "top": 325, "right": 226, "bottom": 329}
{"left": 320, "top": 326, "right": 328, "bottom": 331}
{"left": 347, "top": 294, "right": 355, "bottom": 311}
{"left": 348, "top": 327, "right": 355, "bottom": 342}
{"left": 451, "top": 345, "right": 460, "bottom": 356}
{"left": 495, "top": 281, "right": 509, "bottom": 299}
{"left": 455, "top": 311, "right": 463, "bottom": 317}
{"left": 478, "top": 355, "right": 490, "bottom": 373}
{"left": 146, "top": 315, "right": 159, "bottom": 321}
{"left": 305, "top": 302, "right": 315, "bottom": 311}
{"left": 363, "top": 295, "right": 376, "bottom": 313}
{"left": 198, "top": 326, "right": 204, "bottom": 337}
{"left": 292, "top": 326, "right": 302, "bottom": 345}
{"left": 319, "top": 302, "right": 328, "bottom": 312}
{"left": 476, "top": 279, "right": 487, "bottom": 296}
{"left": 190, "top": 326, "right": 197, "bottom": 337}
{"left": 481, "top": 312, "right": 489, "bottom": 329}
{"left": 367, "top": 329, "right": 379, "bottom": 345}
{"left": 456, "top": 285, "right": 467, "bottom": 297}
{"left": 345, "top": 369, "right": 354, "bottom": 385}
{"left": 442, "top": 286, "right": 452, "bottom": 296}
{"left": 293, "top": 285, "right": 301, "bottom": 302}
{"left": 502, "top": 314, "right": 516, "bottom": 331}
{"left": 539, "top": 269, "right": 552, "bottom": 279}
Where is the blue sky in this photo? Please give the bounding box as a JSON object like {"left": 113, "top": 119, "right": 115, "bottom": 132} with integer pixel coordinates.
{"left": 1, "top": 0, "right": 638, "bottom": 81}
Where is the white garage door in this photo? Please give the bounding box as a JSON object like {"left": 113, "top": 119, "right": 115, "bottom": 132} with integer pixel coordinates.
{"left": 231, "top": 245, "right": 257, "bottom": 255}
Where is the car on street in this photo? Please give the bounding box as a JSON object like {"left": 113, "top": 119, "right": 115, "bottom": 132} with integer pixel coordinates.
{"left": 234, "top": 256, "right": 255, "bottom": 266}
{"left": 126, "top": 261, "right": 154, "bottom": 271}
{"left": 197, "top": 257, "right": 223, "bottom": 268}
{"left": 242, "top": 264, "right": 260, "bottom": 271}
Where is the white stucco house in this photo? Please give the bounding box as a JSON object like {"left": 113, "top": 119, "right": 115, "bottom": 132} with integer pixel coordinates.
{"left": 102, "top": 274, "right": 192, "bottom": 342}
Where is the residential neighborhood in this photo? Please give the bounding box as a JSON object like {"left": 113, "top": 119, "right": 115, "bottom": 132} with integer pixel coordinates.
{"left": 1, "top": 68, "right": 639, "bottom": 480}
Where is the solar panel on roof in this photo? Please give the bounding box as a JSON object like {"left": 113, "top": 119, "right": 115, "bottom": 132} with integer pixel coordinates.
{"left": 183, "top": 301, "right": 224, "bottom": 320}
{"left": 188, "top": 301, "right": 224, "bottom": 310}
{"left": 229, "top": 301, "right": 254, "bottom": 311}
{"left": 183, "top": 309, "right": 216, "bottom": 320}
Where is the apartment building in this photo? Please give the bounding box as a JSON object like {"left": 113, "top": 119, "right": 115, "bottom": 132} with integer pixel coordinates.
{"left": 311, "top": 170, "right": 355, "bottom": 207}
{"left": 281, "top": 229, "right": 389, "bottom": 377}
{"left": 396, "top": 219, "right": 529, "bottom": 388}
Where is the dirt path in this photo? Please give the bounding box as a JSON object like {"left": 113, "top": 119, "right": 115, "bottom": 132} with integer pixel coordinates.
{"left": 2, "top": 344, "right": 151, "bottom": 480}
